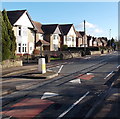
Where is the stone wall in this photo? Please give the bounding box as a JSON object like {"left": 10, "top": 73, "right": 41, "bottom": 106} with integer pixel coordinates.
{"left": 90, "top": 51, "right": 101, "bottom": 55}
{"left": 2, "top": 59, "right": 23, "bottom": 69}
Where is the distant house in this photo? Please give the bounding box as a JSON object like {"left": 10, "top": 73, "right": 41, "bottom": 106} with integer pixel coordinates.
{"left": 32, "top": 21, "right": 49, "bottom": 51}
{"left": 7, "top": 10, "right": 36, "bottom": 55}
{"left": 98, "top": 37, "right": 108, "bottom": 47}
{"left": 76, "top": 31, "right": 82, "bottom": 47}
{"left": 87, "top": 35, "right": 93, "bottom": 47}
{"left": 95, "top": 38, "right": 103, "bottom": 46}
{"left": 41, "top": 24, "right": 61, "bottom": 51}
{"left": 92, "top": 37, "right": 98, "bottom": 46}
{"left": 59, "top": 24, "right": 76, "bottom": 47}
{"left": 79, "top": 31, "right": 88, "bottom": 47}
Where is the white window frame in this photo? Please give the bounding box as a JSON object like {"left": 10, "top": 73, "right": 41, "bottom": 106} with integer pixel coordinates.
{"left": 18, "top": 26, "right": 22, "bottom": 36}
{"left": 18, "top": 43, "right": 21, "bottom": 53}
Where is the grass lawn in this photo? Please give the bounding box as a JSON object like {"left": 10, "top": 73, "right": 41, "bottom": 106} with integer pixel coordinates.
{"left": 50, "top": 57, "right": 61, "bottom": 61}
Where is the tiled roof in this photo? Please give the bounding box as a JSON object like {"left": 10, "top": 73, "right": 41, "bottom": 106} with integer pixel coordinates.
{"left": 36, "top": 40, "right": 50, "bottom": 46}
{"left": 76, "top": 31, "right": 82, "bottom": 38}
{"left": 41, "top": 24, "right": 58, "bottom": 34}
{"left": 59, "top": 24, "right": 73, "bottom": 35}
{"left": 32, "top": 21, "right": 44, "bottom": 34}
{"left": 79, "top": 31, "right": 85, "bottom": 37}
{"left": 7, "top": 10, "right": 26, "bottom": 25}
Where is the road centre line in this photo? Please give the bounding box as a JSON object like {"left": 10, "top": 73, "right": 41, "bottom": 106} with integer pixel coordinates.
{"left": 104, "top": 71, "right": 114, "bottom": 79}
{"left": 56, "top": 91, "right": 90, "bottom": 119}
{"left": 58, "top": 65, "right": 64, "bottom": 74}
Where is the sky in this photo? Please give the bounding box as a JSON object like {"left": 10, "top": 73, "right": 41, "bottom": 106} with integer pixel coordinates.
{"left": 2, "top": 2, "right": 118, "bottom": 39}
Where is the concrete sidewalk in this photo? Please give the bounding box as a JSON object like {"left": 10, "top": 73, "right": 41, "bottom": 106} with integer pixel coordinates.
{"left": 2, "top": 59, "right": 68, "bottom": 77}
{"left": 92, "top": 76, "right": 120, "bottom": 119}
{"left": 1, "top": 71, "right": 58, "bottom": 96}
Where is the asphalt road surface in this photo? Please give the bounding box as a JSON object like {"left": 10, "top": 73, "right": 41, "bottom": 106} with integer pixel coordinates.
{"left": 1, "top": 51, "right": 120, "bottom": 119}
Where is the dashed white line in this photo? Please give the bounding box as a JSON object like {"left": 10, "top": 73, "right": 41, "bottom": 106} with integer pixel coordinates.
{"left": 117, "top": 65, "right": 120, "bottom": 69}
{"left": 104, "top": 71, "right": 114, "bottom": 79}
{"left": 58, "top": 65, "right": 64, "bottom": 74}
{"left": 56, "top": 91, "right": 90, "bottom": 119}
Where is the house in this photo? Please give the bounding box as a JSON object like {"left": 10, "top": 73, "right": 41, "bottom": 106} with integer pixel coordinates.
{"left": 76, "top": 31, "right": 82, "bottom": 47}
{"left": 92, "top": 37, "right": 98, "bottom": 46}
{"left": 32, "top": 21, "right": 50, "bottom": 51}
{"left": 87, "top": 35, "right": 93, "bottom": 47}
{"left": 79, "top": 31, "right": 88, "bottom": 47}
{"left": 95, "top": 38, "right": 103, "bottom": 46}
{"left": 7, "top": 10, "right": 36, "bottom": 55}
{"left": 59, "top": 24, "right": 76, "bottom": 48}
{"left": 41, "top": 24, "right": 61, "bottom": 51}
{"left": 98, "top": 37, "right": 108, "bottom": 47}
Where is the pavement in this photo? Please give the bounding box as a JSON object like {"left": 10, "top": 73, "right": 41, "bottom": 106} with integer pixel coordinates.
{"left": 1, "top": 61, "right": 64, "bottom": 96}
{"left": 91, "top": 75, "right": 120, "bottom": 119}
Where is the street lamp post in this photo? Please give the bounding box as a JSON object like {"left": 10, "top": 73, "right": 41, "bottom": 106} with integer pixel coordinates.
{"left": 109, "top": 29, "right": 111, "bottom": 47}
{"left": 84, "top": 20, "right": 86, "bottom": 53}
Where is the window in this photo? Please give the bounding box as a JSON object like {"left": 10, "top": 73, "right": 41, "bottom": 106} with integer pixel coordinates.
{"left": 25, "top": 44, "right": 27, "bottom": 52}
{"left": 30, "top": 47, "right": 32, "bottom": 51}
{"left": 53, "top": 44, "right": 58, "bottom": 51}
{"left": 22, "top": 44, "right": 25, "bottom": 52}
{"left": 72, "top": 37, "right": 74, "bottom": 42}
{"left": 54, "top": 35, "right": 58, "bottom": 39}
{"left": 18, "top": 43, "right": 21, "bottom": 53}
{"left": 21, "top": 44, "right": 27, "bottom": 53}
{"left": 18, "top": 26, "right": 21, "bottom": 36}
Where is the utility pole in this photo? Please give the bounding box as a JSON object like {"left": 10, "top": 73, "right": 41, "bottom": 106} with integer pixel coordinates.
{"left": 84, "top": 20, "right": 86, "bottom": 53}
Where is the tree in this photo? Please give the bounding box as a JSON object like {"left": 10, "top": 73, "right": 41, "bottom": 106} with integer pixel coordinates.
{"left": 2, "top": 9, "right": 16, "bottom": 60}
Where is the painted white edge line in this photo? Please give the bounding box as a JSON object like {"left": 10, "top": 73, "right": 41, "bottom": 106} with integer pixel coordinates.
{"left": 58, "top": 65, "right": 64, "bottom": 74}
{"left": 56, "top": 91, "right": 90, "bottom": 119}
{"left": 104, "top": 71, "right": 114, "bottom": 79}
{"left": 117, "top": 65, "right": 120, "bottom": 69}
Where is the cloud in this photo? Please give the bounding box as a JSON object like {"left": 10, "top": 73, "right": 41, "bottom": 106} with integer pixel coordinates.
{"left": 76, "top": 21, "right": 96, "bottom": 29}
{"left": 94, "top": 28, "right": 103, "bottom": 33}
{"left": 75, "top": 21, "right": 104, "bottom": 37}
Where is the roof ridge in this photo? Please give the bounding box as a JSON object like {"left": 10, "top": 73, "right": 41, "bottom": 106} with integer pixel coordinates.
{"left": 7, "top": 9, "right": 27, "bottom": 12}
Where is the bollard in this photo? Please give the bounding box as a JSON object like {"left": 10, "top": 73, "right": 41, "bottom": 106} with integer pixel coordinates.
{"left": 38, "top": 58, "right": 46, "bottom": 74}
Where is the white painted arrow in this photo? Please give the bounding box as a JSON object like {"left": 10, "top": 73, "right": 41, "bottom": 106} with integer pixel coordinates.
{"left": 70, "top": 78, "right": 81, "bottom": 84}
{"left": 41, "top": 92, "right": 59, "bottom": 100}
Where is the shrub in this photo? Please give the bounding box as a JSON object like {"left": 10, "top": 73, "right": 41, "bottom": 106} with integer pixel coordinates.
{"left": 61, "top": 45, "right": 68, "bottom": 51}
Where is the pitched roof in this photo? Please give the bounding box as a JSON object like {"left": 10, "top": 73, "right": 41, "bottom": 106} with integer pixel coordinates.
{"left": 87, "top": 35, "right": 92, "bottom": 40}
{"left": 76, "top": 31, "right": 82, "bottom": 38}
{"left": 32, "top": 21, "right": 44, "bottom": 34}
{"left": 79, "top": 31, "right": 85, "bottom": 37}
{"left": 7, "top": 10, "right": 36, "bottom": 30}
{"left": 41, "top": 24, "right": 59, "bottom": 34}
{"left": 59, "top": 24, "right": 73, "bottom": 35}
{"left": 7, "top": 10, "right": 26, "bottom": 25}
{"left": 36, "top": 40, "right": 50, "bottom": 46}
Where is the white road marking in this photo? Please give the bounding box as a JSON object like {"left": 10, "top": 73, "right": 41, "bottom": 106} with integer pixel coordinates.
{"left": 70, "top": 78, "right": 81, "bottom": 84}
{"left": 41, "top": 92, "right": 59, "bottom": 100}
{"left": 58, "top": 65, "right": 64, "bottom": 74}
{"left": 87, "top": 73, "right": 93, "bottom": 75}
{"left": 56, "top": 91, "right": 90, "bottom": 119}
{"left": 84, "top": 57, "right": 91, "bottom": 59}
{"left": 47, "top": 69, "right": 53, "bottom": 72}
{"left": 117, "top": 65, "right": 120, "bottom": 69}
{"left": 4, "top": 116, "right": 12, "bottom": 119}
{"left": 104, "top": 71, "right": 114, "bottom": 79}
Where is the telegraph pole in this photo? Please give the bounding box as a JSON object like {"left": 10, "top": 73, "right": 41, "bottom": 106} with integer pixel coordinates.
{"left": 84, "top": 20, "right": 86, "bottom": 53}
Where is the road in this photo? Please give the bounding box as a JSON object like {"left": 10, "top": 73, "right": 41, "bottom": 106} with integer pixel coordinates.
{"left": 1, "top": 51, "right": 120, "bottom": 119}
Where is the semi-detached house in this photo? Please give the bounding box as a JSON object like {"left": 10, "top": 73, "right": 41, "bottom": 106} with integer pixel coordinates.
{"left": 59, "top": 24, "right": 76, "bottom": 47}
{"left": 7, "top": 10, "right": 36, "bottom": 55}
{"left": 41, "top": 24, "right": 61, "bottom": 51}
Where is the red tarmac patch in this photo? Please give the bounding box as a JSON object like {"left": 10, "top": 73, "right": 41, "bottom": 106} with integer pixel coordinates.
{"left": 78, "top": 74, "right": 94, "bottom": 80}
{"left": 2, "top": 98, "right": 54, "bottom": 119}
